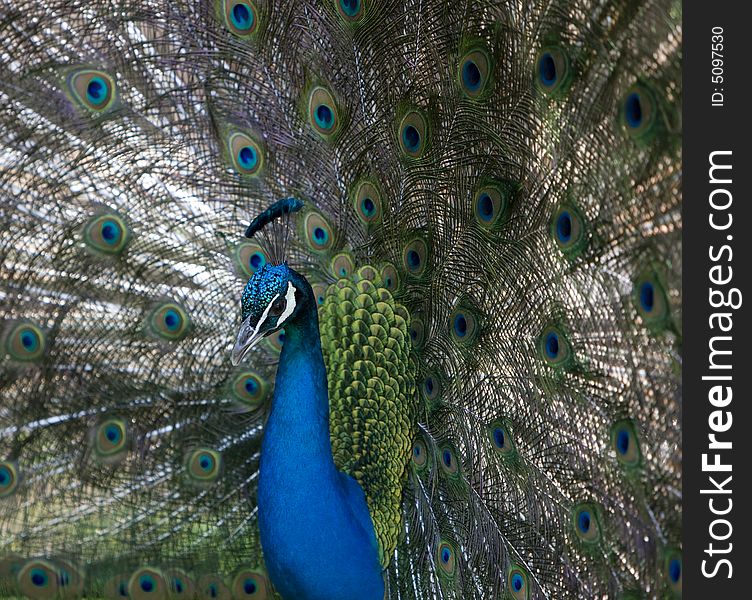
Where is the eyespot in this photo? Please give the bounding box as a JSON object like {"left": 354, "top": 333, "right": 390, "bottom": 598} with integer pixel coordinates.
{"left": 421, "top": 373, "right": 442, "bottom": 405}
{"left": 93, "top": 418, "right": 129, "bottom": 461}
{"left": 336, "top": 0, "right": 364, "bottom": 22}
{"left": 67, "top": 68, "right": 117, "bottom": 112}
{"left": 459, "top": 49, "right": 491, "bottom": 97}
{"left": 380, "top": 263, "right": 400, "bottom": 293}
{"left": 508, "top": 567, "right": 529, "bottom": 600}
{"left": 231, "top": 371, "right": 269, "bottom": 408}
{"left": 235, "top": 242, "right": 268, "bottom": 278}
{"left": 473, "top": 183, "right": 510, "bottom": 228}
{"left": 449, "top": 306, "right": 480, "bottom": 346}
{"left": 6, "top": 323, "right": 45, "bottom": 362}
{"left": 231, "top": 569, "right": 269, "bottom": 599}
{"left": 439, "top": 444, "right": 460, "bottom": 477}
{"left": 436, "top": 541, "right": 457, "bottom": 577}
{"left": 398, "top": 111, "right": 428, "bottom": 158}
{"left": 186, "top": 448, "right": 222, "bottom": 486}
{"left": 197, "top": 575, "right": 231, "bottom": 600}
{"left": 83, "top": 213, "right": 130, "bottom": 255}
{"left": 536, "top": 46, "right": 572, "bottom": 95}
{"left": 330, "top": 252, "right": 355, "bottom": 279}
{"left": 487, "top": 420, "right": 515, "bottom": 456}
{"left": 307, "top": 86, "right": 340, "bottom": 139}
{"left": 621, "top": 85, "right": 657, "bottom": 139}
{"left": 402, "top": 237, "right": 428, "bottom": 277}
{"left": 0, "top": 461, "right": 19, "bottom": 498}
{"left": 303, "top": 211, "right": 335, "bottom": 253}
{"left": 550, "top": 205, "right": 588, "bottom": 258}
{"left": 411, "top": 436, "right": 429, "bottom": 470}
{"left": 228, "top": 132, "right": 264, "bottom": 176}
{"left": 611, "top": 419, "right": 641, "bottom": 467}
{"left": 665, "top": 551, "right": 682, "bottom": 594}
{"left": 104, "top": 574, "right": 131, "bottom": 598}
{"left": 633, "top": 272, "right": 669, "bottom": 329}
{"left": 221, "top": 1, "right": 260, "bottom": 38}
{"left": 148, "top": 303, "right": 191, "bottom": 341}
{"left": 263, "top": 329, "right": 285, "bottom": 354}
{"left": 165, "top": 570, "right": 195, "bottom": 598}
{"left": 573, "top": 503, "right": 602, "bottom": 543}
{"left": 312, "top": 283, "right": 328, "bottom": 308}
{"left": 352, "top": 180, "right": 383, "bottom": 225}
{"left": 129, "top": 568, "right": 167, "bottom": 600}
{"left": 408, "top": 315, "right": 425, "bottom": 349}
{"left": 56, "top": 559, "right": 84, "bottom": 598}
{"left": 539, "top": 325, "right": 572, "bottom": 368}
{"left": 18, "top": 560, "right": 59, "bottom": 599}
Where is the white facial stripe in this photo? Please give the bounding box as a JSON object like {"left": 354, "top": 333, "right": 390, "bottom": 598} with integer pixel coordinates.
{"left": 277, "top": 282, "right": 297, "bottom": 325}
{"left": 250, "top": 291, "right": 280, "bottom": 341}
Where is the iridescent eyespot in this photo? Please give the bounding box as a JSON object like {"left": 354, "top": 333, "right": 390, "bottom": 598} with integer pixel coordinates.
{"left": 302, "top": 211, "right": 335, "bottom": 253}
{"left": 165, "top": 570, "right": 195, "bottom": 598}
{"left": 380, "top": 263, "right": 400, "bottom": 293}
{"left": 263, "top": 328, "right": 285, "bottom": 354}
{"left": 611, "top": 419, "right": 641, "bottom": 467}
{"left": 439, "top": 445, "right": 460, "bottom": 477}
{"left": 330, "top": 252, "right": 355, "bottom": 279}
{"left": 573, "top": 503, "right": 602, "bottom": 543}
{"left": 0, "top": 461, "right": 19, "bottom": 498}
{"left": 436, "top": 541, "right": 457, "bottom": 577}
{"left": 56, "top": 560, "right": 84, "bottom": 598}
{"left": 228, "top": 132, "right": 264, "bottom": 176}
{"left": 550, "top": 205, "right": 588, "bottom": 258}
{"left": 93, "top": 418, "right": 129, "bottom": 461}
{"left": 411, "top": 437, "right": 429, "bottom": 469}
{"left": 402, "top": 237, "right": 428, "bottom": 277}
{"left": 231, "top": 371, "right": 268, "bottom": 408}
{"left": 473, "top": 182, "right": 511, "bottom": 229}
{"left": 221, "top": 1, "right": 260, "bottom": 38}
{"left": 408, "top": 315, "right": 425, "bottom": 349}
{"left": 536, "top": 46, "right": 572, "bottom": 95}
{"left": 307, "top": 86, "right": 340, "bottom": 139}
{"left": 398, "top": 111, "right": 428, "bottom": 158}
{"left": 633, "top": 271, "right": 670, "bottom": 330}
{"left": 352, "top": 180, "right": 383, "bottom": 225}
{"left": 18, "top": 560, "right": 59, "bottom": 599}
{"left": 508, "top": 567, "right": 529, "bottom": 600}
{"left": 664, "top": 551, "right": 682, "bottom": 594}
{"left": 336, "top": 0, "right": 365, "bottom": 22}
{"left": 6, "top": 323, "right": 45, "bottom": 362}
{"left": 620, "top": 84, "right": 658, "bottom": 140}
{"left": 421, "top": 373, "right": 442, "bottom": 405}
{"left": 459, "top": 49, "right": 491, "bottom": 97}
{"left": 539, "top": 325, "right": 572, "bottom": 369}
{"left": 235, "top": 242, "right": 268, "bottom": 278}
{"left": 83, "top": 213, "right": 130, "bottom": 255}
{"left": 231, "top": 569, "right": 269, "bottom": 599}
{"left": 449, "top": 306, "right": 480, "bottom": 346}
{"left": 67, "top": 68, "right": 117, "bottom": 112}
{"left": 129, "top": 567, "right": 167, "bottom": 600}
{"left": 197, "top": 575, "right": 231, "bottom": 600}
{"left": 148, "top": 303, "right": 190, "bottom": 341}
{"left": 488, "top": 420, "right": 516, "bottom": 456}
{"left": 104, "top": 574, "right": 131, "bottom": 598}
{"left": 186, "top": 448, "right": 222, "bottom": 486}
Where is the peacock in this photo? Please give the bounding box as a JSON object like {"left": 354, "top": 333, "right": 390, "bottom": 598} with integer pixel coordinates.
{"left": 0, "top": 0, "right": 682, "bottom": 598}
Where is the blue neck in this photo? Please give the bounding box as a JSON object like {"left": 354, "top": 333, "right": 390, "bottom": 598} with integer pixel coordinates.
{"left": 257, "top": 283, "right": 384, "bottom": 600}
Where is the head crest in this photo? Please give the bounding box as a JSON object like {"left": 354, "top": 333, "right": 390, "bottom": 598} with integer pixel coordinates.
{"left": 245, "top": 198, "right": 304, "bottom": 238}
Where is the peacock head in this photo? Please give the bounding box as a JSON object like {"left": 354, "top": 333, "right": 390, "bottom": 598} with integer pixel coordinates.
{"left": 231, "top": 262, "right": 307, "bottom": 365}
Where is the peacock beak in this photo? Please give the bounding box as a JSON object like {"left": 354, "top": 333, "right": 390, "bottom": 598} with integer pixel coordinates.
{"left": 231, "top": 315, "right": 275, "bottom": 366}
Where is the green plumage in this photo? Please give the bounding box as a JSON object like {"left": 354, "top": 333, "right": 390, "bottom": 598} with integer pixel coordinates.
{"left": 0, "top": 0, "right": 681, "bottom": 598}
